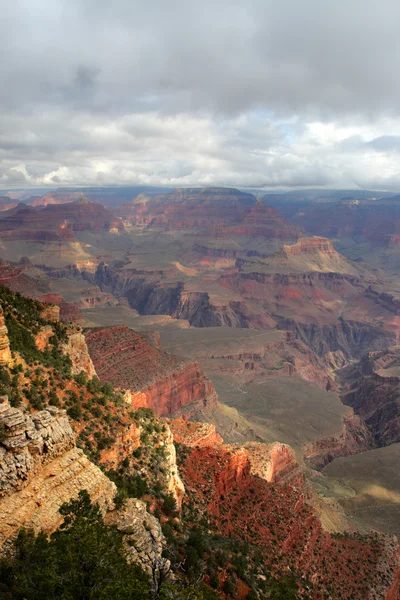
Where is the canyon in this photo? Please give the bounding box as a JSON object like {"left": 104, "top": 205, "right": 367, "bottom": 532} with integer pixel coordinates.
{"left": 1, "top": 186, "right": 400, "bottom": 597}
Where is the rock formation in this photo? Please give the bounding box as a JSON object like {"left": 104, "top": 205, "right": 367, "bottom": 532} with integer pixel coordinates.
{"left": 303, "top": 347, "right": 400, "bottom": 468}
{"left": 163, "top": 424, "right": 185, "bottom": 509}
{"left": 168, "top": 419, "right": 223, "bottom": 447}
{"left": 304, "top": 413, "right": 374, "bottom": 469}
{"left": 241, "top": 441, "right": 305, "bottom": 487}
{"left": 85, "top": 326, "right": 217, "bottom": 416}
{"left": 0, "top": 198, "right": 124, "bottom": 243}
{"left": 0, "top": 307, "right": 11, "bottom": 366}
{"left": 278, "top": 317, "right": 395, "bottom": 359}
{"left": 105, "top": 498, "right": 170, "bottom": 593}
{"left": 114, "top": 187, "right": 300, "bottom": 240}
{"left": 341, "top": 348, "right": 400, "bottom": 448}
{"left": 61, "top": 327, "right": 96, "bottom": 378}
{"left": 0, "top": 396, "right": 115, "bottom": 548}
{"left": 40, "top": 303, "right": 60, "bottom": 322}
{"left": 179, "top": 429, "right": 400, "bottom": 600}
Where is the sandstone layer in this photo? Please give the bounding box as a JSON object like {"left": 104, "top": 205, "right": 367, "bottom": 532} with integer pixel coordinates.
{"left": 61, "top": 327, "right": 96, "bottom": 378}
{"left": 0, "top": 198, "right": 124, "bottom": 242}
{"left": 0, "top": 306, "right": 11, "bottom": 365}
{"left": 0, "top": 397, "right": 116, "bottom": 548}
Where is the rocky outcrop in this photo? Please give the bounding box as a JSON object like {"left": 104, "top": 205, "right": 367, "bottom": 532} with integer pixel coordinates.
{"left": 304, "top": 413, "right": 374, "bottom": 469}
{"left": 0, "top": 397, "right": 115, "bottom": 548}
{"left": 365, "top": 286, "right": 400, "bottom": 316}
{"left": 180, "top": 437, "right": 400, "bottom": 600}
{"left": 61, "top": 327, "right": 96, "bottom": 378}
{"left": 39, "top": 293, "right": 83, "bottom": 323}
{"left": 283, "top": 236, "right": 338, "bottom": 256}
{"left": 335, "top": 348, "right": 400, "bottom": 450}
{"left": 85, "top": 326, "right": 217, "bottom": 416}
{"left": 105, "top": 498, "right": 170, "bottom": 593}
{"left": 40, "top": 304, "right": 60, "bottom": 322}
{"left": 34, "top": 325, "right": 54, "bottom": 351}
{"left": 168, "top": 419, "right": 223, "bottom": 447}
{"left": 241, "top": 441, "right": 305, "bottom": 487}
{"left": 0, "top": 307, "right": 11, "bottom": 366}
{"left": 163, "top": 425, "right": 185, "bottom": 510}
{"left": 304, "top": 348, "right": 400, "bottom": 467}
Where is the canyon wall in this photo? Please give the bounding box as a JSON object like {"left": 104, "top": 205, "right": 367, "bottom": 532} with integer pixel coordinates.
{"left": 85, "top": 325, "right": 217, "bottom": 416}
{"left": 0, "top": 199, "right": 124, "bottom": 242}
{"left": 305, "top": 348, "right": 400, "bottom": 467}
{"left": 278, "top": 317, "right": 395, "bottom": 359}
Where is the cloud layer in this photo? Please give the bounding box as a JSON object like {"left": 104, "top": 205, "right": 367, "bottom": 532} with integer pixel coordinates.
{"left": 2, "top": 0, "right": 400, "bottom": 190}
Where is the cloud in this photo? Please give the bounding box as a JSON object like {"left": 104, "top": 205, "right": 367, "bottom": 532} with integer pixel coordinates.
{"left": 2, "top": 0, "right": 400, "bottom": 189}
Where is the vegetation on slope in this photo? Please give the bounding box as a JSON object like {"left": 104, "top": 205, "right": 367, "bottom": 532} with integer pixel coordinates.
{"left": 0, "top": 284, "right": 382, "bottom": 599}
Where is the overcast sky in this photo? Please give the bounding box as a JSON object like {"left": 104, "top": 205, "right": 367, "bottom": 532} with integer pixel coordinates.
{"left": 2, "top": 0, "right": 400, "bottom": 190}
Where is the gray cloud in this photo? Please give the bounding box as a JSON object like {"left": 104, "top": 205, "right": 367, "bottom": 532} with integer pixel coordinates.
{"left": 2, "top": 0, "right": 400, "bottom": 189}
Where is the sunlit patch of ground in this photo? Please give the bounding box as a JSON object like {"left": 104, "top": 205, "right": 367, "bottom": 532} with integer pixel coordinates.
{"left": 321, "top": 443, "right": 400, "bottom": 536}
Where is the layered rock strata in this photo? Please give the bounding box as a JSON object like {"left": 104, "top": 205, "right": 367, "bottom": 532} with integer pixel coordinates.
{"left": 180, "top": 432, "right": 400, "bottom": 600}
{"left": 85, "top": 326, "right": 217, "bottom": 416}
{"left": 0, "top": 397, "right": 115, "bottom": 548}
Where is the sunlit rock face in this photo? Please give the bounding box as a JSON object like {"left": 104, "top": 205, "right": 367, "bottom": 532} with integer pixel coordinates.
{"left": 0, "top": 397, "right": 115, "bottom": 549}
{"left": 0, "top": 307, "right": 11, "bottom": 366}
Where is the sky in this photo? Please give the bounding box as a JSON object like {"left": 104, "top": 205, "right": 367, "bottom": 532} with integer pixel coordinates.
{"left": 2, "top": 0, "right": 400, "bottom": 190}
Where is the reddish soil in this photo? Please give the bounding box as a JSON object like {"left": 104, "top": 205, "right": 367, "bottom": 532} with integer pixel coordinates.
{"left": 181, "top": 442, "right": 400, "bottom": 599}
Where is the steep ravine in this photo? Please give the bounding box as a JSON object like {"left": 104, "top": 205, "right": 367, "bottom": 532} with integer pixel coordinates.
{"left": 305, "top": 348, "right": 400, "bottom": 468}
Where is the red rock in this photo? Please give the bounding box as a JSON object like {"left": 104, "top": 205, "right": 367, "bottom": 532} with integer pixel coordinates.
{"left": 0, "top": 198, "right": 124, "bottom": 242}
{"left": 85, "top": 326, "right": 218, "bottom": 417}
{"left": 180, "top": 438, "right": 400, "bottom": 599}
{"left": 168, "top": 419, "right": 223, "bottom": 447}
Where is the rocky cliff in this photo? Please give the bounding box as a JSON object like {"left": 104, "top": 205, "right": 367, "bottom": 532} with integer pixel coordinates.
{"left": 304, "top": 413, "right": 375, "bottom": 469}
{"left": 85, "top": 325, "right": 217, "bottom": 416}
{"left": 342, "top": 349, "right": 400, "bottom": 447}
{"left": 168, "top": 419, "right": 223, "bottom": 447}
{"left": 0, "top": 396, "right": 116, "bottom": 548}
{"left": 114, "top": 187, "right": 301, "bottom": 240}
{"left": 85, "top": 263, "right": 270, "bottom": 328}
{"left": 105, "top": 498, "right": 170, "bottom": 589}
{"left": 278, "top": 317, "right": 395, "bottom": 359}
{"left": 242, "top": 441, "right": 305, "bottom": 487}
{"left": 61, "top": 326, "right": 96, "bottom": 378}
{"left": 179, "top": 432, "right": 400, "bottom": 600}
{"left": 0, "top": 307, "right": 11, "bottom": 366}
{"left": 304, "top": 348, "right": 400, "bottom": 468}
